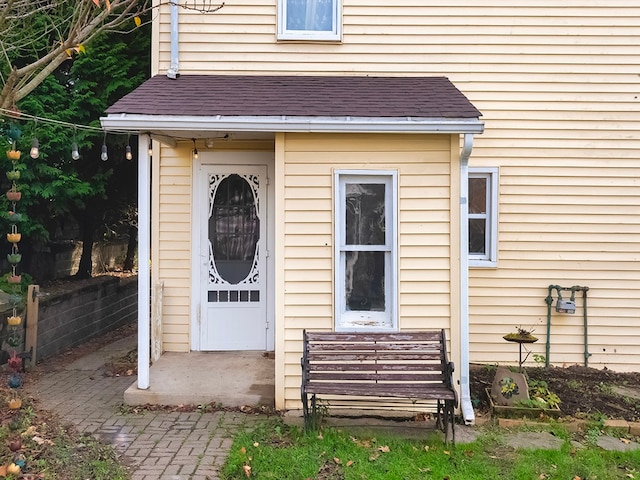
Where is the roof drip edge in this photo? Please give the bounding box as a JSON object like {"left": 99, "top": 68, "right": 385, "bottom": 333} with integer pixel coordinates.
{"left": 100, "top": 114, "right": 485, "bottom": 134}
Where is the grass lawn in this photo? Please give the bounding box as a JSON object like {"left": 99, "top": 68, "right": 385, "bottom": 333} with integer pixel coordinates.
{"left": 221, "top": 418, "right": 640, "bottom": 480}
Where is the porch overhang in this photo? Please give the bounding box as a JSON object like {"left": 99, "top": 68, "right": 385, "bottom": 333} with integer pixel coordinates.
{"left": 100, "top": 74, "right": 484, "bottom": 138}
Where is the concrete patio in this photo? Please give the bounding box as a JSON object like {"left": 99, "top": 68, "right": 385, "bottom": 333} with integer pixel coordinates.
{"left": 123, "top": 348, "right": 276, "bottom": 408}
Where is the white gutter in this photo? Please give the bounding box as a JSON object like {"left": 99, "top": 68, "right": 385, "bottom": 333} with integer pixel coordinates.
{"left": 459, "top": 133, "right": 474, "bottom": 425}
{"left": 166, "top": 1, "right": 179, "bottom": 79}
{"left": 137, "top": 134, "right": 151, "bottom": 390}
{"left": 100, "top": 114, "right": 485, "bottom": 135}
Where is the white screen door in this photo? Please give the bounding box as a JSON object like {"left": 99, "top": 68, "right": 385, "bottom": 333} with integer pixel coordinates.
{"left": 200, "top": 164, "right": 267, "bottom": 350}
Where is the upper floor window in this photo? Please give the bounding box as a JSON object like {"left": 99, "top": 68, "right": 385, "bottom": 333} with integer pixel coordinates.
{"left": 469, "top": 168, "right": 498, "bottom": 267}
{"left": 335, "top": 171, "right": 397, "bottom": 331}
{"left": 278, "top": 0, "right": 342, "bottom": 41}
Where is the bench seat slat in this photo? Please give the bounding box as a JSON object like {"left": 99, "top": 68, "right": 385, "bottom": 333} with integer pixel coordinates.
{"left": 308, "top": 372, "right": 445, "bottom": 382}
{"left": 305, "top": 383, "right": 456, "bottom": 400}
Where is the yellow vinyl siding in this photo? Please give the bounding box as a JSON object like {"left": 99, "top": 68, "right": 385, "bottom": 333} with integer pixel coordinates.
{"left": 156, "top": 145, "right": 192, "bottom": 352}
{"left": 151, "top": 2, "right": 640, "bottom": 375}
{"left": 468, "top": 156, "right": 640, "bottom": 371}
{"left": 280, "top": 133, "right": 456, "bottom": 408}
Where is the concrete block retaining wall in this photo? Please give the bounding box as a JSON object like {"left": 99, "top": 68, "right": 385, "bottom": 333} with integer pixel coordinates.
{"left": 35, "top": 275, "right": 137, "bottom": 362}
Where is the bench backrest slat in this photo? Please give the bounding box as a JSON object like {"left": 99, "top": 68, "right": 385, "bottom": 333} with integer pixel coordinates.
{"left": 305, "top": 331, "right": 442, "bottom": 342}
{"left": 308, "top": 362, "right": 444, "bottom": 372}
{"left": 307, "top": 352, "right": 442, "bottom": 362}
{"left": 308, "top": 372, "right": 446, "bottom": 382}
{"left": 308, "top": 343, "right": 441, "bottom": 353}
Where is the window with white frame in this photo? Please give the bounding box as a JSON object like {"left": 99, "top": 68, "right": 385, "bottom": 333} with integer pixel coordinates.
{"left": 278, "top": 0, "right": 342, "bottom": 41}
{"left": 335, "top": 171, "right": 397, "bottom": 330}
{"left": 468, "top": 167, "right": 498, "bottom": 267}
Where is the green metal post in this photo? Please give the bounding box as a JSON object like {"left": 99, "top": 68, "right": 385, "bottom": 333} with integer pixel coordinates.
{"left": 544, "top": 285, "right": 557, "bottom": 368}
{"left": 582, "top": 287, "right": 591, "bottom": 367}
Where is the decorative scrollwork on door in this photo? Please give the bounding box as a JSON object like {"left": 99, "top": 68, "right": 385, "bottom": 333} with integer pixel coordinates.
{"left": 207, "top": 173, "right": 260, "bottom": 292}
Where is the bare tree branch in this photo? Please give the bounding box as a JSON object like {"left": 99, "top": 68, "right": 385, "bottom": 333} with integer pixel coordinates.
{"left": 0, "top": 0, "right": 223, "bottom": 110}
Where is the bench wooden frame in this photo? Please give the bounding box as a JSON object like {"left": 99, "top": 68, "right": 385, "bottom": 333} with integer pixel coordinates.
{"left": 301, "top": 329, "right": 458, "bottom": 442}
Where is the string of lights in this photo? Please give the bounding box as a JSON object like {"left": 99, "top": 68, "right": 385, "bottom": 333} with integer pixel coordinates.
{"left": 1, "top": 107, "right": 232, "bottom": 162}
{"left": 0, "top": 108, "right": 129, "bottom": 135}
{"left": 0, "top": 107, "right": 137, "bottom": 162}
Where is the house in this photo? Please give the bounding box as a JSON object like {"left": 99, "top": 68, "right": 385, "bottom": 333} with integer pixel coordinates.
{"left": 101, "top": 1, "right": 640, "bottom": 423}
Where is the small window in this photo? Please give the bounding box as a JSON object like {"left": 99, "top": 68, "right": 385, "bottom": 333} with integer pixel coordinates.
{"left": 335, "top": 171, "right": 397, "bottom": 330}
{"left": 278, "top": 0, "right": 342, "bottom": 41}
{"left": 469, "top": 168, "right": 498, "bottom": 267}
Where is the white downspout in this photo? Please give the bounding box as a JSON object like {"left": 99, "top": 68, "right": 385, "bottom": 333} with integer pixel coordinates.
{"left": 166, "top": 1, "right": 180, "bottom": 79}
{"left": 459, "top": 133, "right": 475, "bottom": 425}
{"left": 137, "top": 134, "right": 151, "bottom": 390}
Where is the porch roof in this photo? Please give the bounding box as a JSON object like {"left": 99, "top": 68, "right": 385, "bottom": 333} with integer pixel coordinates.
{"left": 102, "top": 74, "right": 484, "bottom": 136}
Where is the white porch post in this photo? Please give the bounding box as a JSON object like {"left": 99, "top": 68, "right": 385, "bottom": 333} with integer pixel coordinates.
{"left": 137, "top": 134, "right": 151, "bottom": 390}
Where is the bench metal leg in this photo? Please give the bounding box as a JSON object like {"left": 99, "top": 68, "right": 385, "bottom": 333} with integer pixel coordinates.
{"left": 435, "top": 400, "right": 444, "bottom": 431}
{"left": 436, "top": 400, "right": 455, "bottom": 445}
{"left": 445, "top": 400, "right": 455, "bottom": 445}
{"left": 302, "top": 391, "right": 310, "bottom": 429}
{"left": 303, "top": 394, "right": 320, "bottom": 431}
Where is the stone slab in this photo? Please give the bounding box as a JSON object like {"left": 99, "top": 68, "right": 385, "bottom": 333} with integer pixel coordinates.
{"left": 503, "top": 431, "right": 564, "bottom": 450}
{"left": 596, "top": 435, "right": 640, "bottom": 452}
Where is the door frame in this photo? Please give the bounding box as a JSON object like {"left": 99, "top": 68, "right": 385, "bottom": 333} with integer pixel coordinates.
{"left": 191, "top": 150, "right": 275, "bottom": 351}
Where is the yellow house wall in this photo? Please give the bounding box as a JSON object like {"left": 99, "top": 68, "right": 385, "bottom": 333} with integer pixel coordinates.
{"left": 155, "top": 144, "right": 192, "bottom": 352}
{"left": 151, "top": 2, "right": 640, "bottom": 371}
{"left": 278, "top": 133, "right": 458, "bottom": 409}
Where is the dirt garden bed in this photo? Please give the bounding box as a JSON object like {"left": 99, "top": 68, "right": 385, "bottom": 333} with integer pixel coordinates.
{"left": 470, "top": 363, "right": 640, "bottom": 422}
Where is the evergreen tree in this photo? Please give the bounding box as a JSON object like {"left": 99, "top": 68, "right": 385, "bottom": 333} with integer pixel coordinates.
{"left": 0, "top": 22, "right": 150, "bottom": 280}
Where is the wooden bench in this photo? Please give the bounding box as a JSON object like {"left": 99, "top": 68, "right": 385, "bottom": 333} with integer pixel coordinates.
{"left": 301, "top": 330, "right": 458, "bottom": 442}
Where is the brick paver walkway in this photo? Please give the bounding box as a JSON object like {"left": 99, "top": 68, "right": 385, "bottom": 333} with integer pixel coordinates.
{"left": 26, "top": 360, "right": 260, "bottom": 479}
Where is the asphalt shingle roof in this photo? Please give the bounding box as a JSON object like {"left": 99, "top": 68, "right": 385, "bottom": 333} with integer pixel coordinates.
{"left": 106, "top": 75, "right": 481, "bottom": 119}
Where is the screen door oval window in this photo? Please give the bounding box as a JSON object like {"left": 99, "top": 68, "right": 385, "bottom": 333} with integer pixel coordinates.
{"left": 209, "top": 174, "right": 259, "bottom": 285}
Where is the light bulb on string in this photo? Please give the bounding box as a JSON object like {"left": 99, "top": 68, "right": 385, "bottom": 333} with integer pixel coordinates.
{"left": 148, "top": 138, "right": 153, "bottom": 157}
{"left": 101, "top": 132, "right": 108, "bottom": 161}
{"left": 125, "top": 134, "right": 133, "bottom": 160}
{"left": 71, "top": 126, "right": 80, "bottom": 160}
{"left": 30, "top": 137, "right": 39, "bottom": 159}
{"left": 30, "top": 119, "right": 40, "bottom": 158}
{"left": 192, "top": 138, "right": 198, "bottom": 160}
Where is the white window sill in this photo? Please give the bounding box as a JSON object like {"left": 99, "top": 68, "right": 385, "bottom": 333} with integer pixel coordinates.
{"left": 469, "top": 259, "right": 498, "bottom": 268}
{"left": 277, "top": 32, "right": 342, "bottom": 42}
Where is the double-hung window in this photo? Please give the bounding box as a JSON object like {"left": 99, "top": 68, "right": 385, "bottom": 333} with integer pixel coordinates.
{"left": 335, "top": 171, "right": 397, "bottom": 331}
{"left": 468, "top": 167, "right": 498, "bottom": 267}
{"left": 278, "top": 0, "right": 342, "bottom": 41}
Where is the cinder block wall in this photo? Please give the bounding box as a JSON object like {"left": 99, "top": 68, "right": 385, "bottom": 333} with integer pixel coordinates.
{"left": 35, "top": 275, "right": 137, "bottom": 361}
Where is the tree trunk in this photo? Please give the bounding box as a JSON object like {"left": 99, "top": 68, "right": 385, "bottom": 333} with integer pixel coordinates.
{"left": 123, "top": 225, "right": 137, "bottom": 272}
{"left": 75, "top": 213, "right": 95, "bottom": 279}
